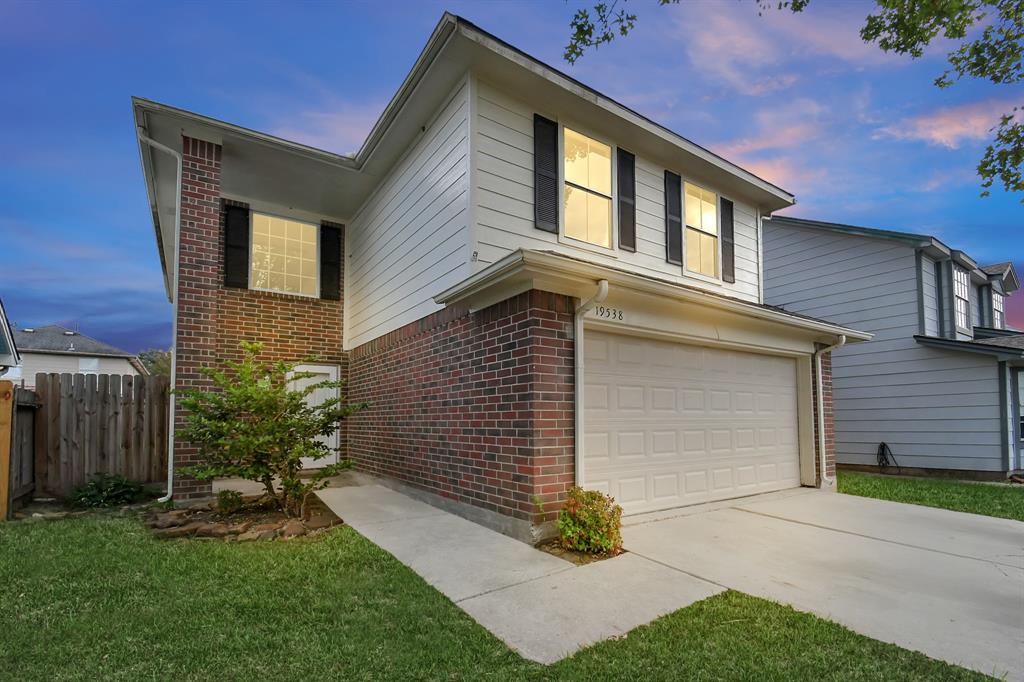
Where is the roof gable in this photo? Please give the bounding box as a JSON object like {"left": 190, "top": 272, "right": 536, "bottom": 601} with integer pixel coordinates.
{"left": 0, "top": 298, "right": 19, "bottom": 371}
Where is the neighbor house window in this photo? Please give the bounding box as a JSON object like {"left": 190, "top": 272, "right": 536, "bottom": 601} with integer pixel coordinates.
{"left": 953, "top": 266, "right": 970, "bottom": 330}
{"left": 684, "top": 182, "right": 718, "bottom": 278}
{"left": 993, "top": 292, "right": 1005, "bottom": 328}
{"left": 250, "top": 212, "right": 319, "bottom": 297}
{"left": 79, "top": 357, "right": 99, "bottom": 374}
{"left": 563, "top": 127, "right": 612, "bottom": 248}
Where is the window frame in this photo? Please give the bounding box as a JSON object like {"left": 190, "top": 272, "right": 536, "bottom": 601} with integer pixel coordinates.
{"left": 992, "top": 290, "right": 1005, "bottom": 329}
{"left": 557, "top": 121, "right": 619, "bottom": 256}
{"left": 952, "top": 265, "right": 971, "bottom": 333}
{"left": 681, "top": 179, "right": 723, "bottom": 283}
{"left": 248, "top": 209, "right": 322, "bottom": 299}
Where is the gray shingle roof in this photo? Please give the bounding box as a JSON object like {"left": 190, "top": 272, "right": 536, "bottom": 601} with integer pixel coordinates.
{"left": 13, "top": 325, "right": 134, "bottom": 357}
{"left": 972, "top": 334, "right": 1024, "bottom": 351}
{"left": 981, "top": 262, "right": 1013, "bottom": 276}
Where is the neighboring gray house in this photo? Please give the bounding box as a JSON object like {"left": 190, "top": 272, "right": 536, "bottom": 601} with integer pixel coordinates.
{"left": 764, "top": 216, "right": 1022, "bottom": 478}
{"left": 8, "top": 325, "right": 146, "bottom": 388}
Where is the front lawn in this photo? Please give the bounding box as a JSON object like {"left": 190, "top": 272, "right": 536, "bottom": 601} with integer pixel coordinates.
{"left": 0, "top": 516, "right": 992, "bottom": 681}
{"left": 838, "top": 470, "right": 1024, "bottom": 522}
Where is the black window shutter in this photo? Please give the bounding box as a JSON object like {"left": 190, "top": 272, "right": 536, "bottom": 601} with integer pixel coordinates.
{"left": 534, "top": 114, "right": 559, "bottom": 233}
{"left": 720, "top": 197, "right": 735, "bottom": 283}
{"left": 223, "top": 204, "right": 250, "bottom": 288}
{"left": 664, "top": 171, "right": 682, "bottom": 265}
{"left": 320, "top": 224, "right": 342, "bottom": 301}
{"left": 617, "top": 148, "right": 636, "bottom": 252}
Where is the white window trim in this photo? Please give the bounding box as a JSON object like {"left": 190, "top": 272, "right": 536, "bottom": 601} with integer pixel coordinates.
{"left": 992, "top": 290, "right": 1005, "bottom": 329}
{"left": 248, "top": 209, "right": 322, "bottom": 299}
{"left": 681, "top": 179, "right": 723, "bottom": 283}
{"left": 557, "top": 121, "right": 619, "bottom": 257}
{"left": 952, "top": 266, "right": 971, "bottom": 332}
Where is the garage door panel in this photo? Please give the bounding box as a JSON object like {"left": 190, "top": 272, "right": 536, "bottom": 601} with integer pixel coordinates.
{"left": 584, "top": 331, "right": 801, "bottom": 515}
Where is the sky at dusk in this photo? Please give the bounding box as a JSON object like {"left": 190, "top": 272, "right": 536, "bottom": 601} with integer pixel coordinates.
{"left": 1, "top": 0, "right": 1021, "bottom": 353}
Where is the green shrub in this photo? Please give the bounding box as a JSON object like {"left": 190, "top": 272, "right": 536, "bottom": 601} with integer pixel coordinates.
{"left": 69, "top": 474, "right": 151, "bottom": 508}
{"left": 216, "top": 489, "right": 244, "bottom": 515}
{"left": 557, "top": 486, "right": 623, "bottom": 555}
{"left": 175, "top": 341, "right": 366, "bottom": 517}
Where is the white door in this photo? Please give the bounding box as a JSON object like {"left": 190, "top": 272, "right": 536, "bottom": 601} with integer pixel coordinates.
{"left": 584, "top": 330, "right": 801, "bottom": 515}
{"left": 288, "top": 364, "right": 339, "bottom": 470}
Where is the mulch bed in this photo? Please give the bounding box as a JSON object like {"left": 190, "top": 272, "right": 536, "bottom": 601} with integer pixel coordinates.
{"left": 536, "top": 539, "right": 625, "bottom": 565}
{"left": 145, "top": 494, "right": 342, "bottom": 542}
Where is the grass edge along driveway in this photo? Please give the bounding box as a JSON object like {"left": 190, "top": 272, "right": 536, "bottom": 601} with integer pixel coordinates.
{"left": 838, "top": 470, "right": 1024, "bottom": 522}
{"left": 0, "top": 515, "right": 996, "bottom": 681}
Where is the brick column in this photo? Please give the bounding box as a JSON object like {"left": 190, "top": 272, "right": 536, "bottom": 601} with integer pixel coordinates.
{"left": 172, "top": 136, "right": 222, "bottom": 500}
{"left": 811, "top": 348, "right": 835, "bottom": 485}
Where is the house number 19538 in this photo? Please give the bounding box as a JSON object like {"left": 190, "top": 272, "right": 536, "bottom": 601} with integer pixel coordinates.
{"left": 592, "top": 305, "right": 624, "bottom": 321}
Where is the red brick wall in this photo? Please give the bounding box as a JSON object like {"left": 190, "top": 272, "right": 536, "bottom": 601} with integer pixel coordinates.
{"left": 172, "top": 136, "right": 345, "bottom": 500}
{"left": 811, "top": 349, "right": 835, "bottom": 484}
{"left": 347, "top": 290, "right": 576, "bottom": 524}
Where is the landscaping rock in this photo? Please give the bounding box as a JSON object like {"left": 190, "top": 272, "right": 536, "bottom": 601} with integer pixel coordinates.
{"left": 150, "top": 512, "right": 190, "bottom": 529}
{"left": 230, "top": 522, "right": 252, "bottom": 535}
{"left": 280, "top": 521, "right": 306, "bottom": 538}
{"left": 195, "top": 523, "right": 231, "bottom": 538}
{"left": 152, "top": 522, "right": 206, "bottom": 539}
{"left": 251, "top": 523, "right": 281, "bottom": 533}
{"left": 304, "top": 514, "right": 340, "bottom": 531}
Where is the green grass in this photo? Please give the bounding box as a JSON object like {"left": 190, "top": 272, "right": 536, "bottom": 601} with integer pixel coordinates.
{"left": 838, "top": 470, "right": 1024, "bottom": 522}
{"left": 0, "top": 516, "right": 993, "bottom": 681}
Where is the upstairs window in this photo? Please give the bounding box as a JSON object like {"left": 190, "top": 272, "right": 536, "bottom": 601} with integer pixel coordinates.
{"left": 250, "top": 212, "right": 319, "bottom": 297}
{"left": 953, "top": 266, "right": 970, "bottom": 331}
{"left": 563, "top": 127, "right": 612, "bottom": 249}
{"left": 684, "top": 182, "right": 718, "bottom": 278}
{"left": 993, "top": 292, "right": 1005, "bottom": 329}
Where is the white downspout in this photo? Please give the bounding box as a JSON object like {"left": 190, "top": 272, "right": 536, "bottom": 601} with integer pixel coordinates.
{"left": 814, "top": 335, "right": 845, "bottom": 488}
{"left": 574, "top": 280, "right": 609, "bottom": 486}
{"left": 136, "top": 128, "right": 182, "bottom": 504}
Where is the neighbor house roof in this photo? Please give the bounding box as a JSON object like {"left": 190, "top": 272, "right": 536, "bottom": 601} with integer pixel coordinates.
{"left": 914, "top": 334, "right": 1024, "bottom": 360}
{"left": 13, "top": 326, "right": 147, "bottom": 373}
{"left": 0, "top": 297, "right": 19, "bottom": 371}
{"left": 136, "top": 12, "right": 796, "bottom": 301}
{"left": 768, "top": 215, "right": 1019, "bottom": 293}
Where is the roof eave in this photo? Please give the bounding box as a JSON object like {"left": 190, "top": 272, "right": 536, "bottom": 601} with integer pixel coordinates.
{"left": 914, "top": 335, "right": 1024, "bottom": 360}
{"left": 436, "top": 249, "right": 871, "bottom": 342}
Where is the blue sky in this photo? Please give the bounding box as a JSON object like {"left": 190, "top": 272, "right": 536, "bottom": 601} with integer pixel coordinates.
{"left": 1, "top": 0, "right": 1021, "bottom": 352}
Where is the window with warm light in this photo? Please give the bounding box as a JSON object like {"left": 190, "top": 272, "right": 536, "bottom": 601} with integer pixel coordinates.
{"left": 684, "top": 182, "right": 718, "bottom": 277}
{"left": 250, "top": 213, "right": 319, "bottom": 297}
{"left": 953, "top": 266, "right": 970, "bottom": 331}
{"left": 563, "top": 127, "right": 612, "bottom": 248}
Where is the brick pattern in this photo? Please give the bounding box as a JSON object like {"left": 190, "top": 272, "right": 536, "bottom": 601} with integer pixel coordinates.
{"left": 347, "top": 290, "right": 576, "bottom": 524}
{"left": 172, "top": 137, "right": 223, "bottom": 500}
{"left": 811, "top": 349, "right": 835, "bottom": 484}
{"left": 172, "top": 136, "right": 346, "bottom": 500}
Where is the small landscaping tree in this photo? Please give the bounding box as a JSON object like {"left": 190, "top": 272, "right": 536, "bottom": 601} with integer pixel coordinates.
{"left": 175, "top": 342, "right": 365, "bottom": 517}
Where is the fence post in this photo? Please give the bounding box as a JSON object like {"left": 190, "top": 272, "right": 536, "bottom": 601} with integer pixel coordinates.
{"left": 0, "top": 380, "right": 13, "bottom": 519}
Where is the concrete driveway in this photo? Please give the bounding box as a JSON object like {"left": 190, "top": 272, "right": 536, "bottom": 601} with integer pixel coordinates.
{"left": 624, "top": 489, "right": 1024, "bottom": 680}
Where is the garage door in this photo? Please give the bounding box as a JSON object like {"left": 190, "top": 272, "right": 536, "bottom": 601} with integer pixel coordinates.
{"left": 583, "top": 330, "right": 801, "bottom": 515}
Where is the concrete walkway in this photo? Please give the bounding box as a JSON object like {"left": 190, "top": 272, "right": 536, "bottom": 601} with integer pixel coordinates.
{"left": 624, "top": 489, "right": 1024, "bottom": 681}
{"left": 317, "top": 484, "right": 722, "bottom": 663}
{"left": 319, "top": 482, "right": 1024, "bottom": 676}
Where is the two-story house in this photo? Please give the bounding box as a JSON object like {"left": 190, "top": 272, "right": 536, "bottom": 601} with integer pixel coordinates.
{"left": 134, "top": 14, "right": 869, "bottom": 542}
{"left": 764, "top": 216, "right": 1021, "bottom": 479}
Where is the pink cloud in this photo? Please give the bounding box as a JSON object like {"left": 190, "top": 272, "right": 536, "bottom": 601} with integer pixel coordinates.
{"left": 878, "top": 98, "right": 1014, "bottom": 149}
{"left": 270, "top": 101, "right": 385, "bottom": 156}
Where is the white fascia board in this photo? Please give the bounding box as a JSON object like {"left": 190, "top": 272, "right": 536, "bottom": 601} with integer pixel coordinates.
{"left": 435, "top": 249, "right": 872, "bottom": 342}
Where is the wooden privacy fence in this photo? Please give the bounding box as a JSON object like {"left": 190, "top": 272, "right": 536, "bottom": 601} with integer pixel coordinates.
{"left": 1, "top": 382, "right": 42, "bottom": 517}
{"left": 32, "top": 373, "right": 170, "bottom": 498}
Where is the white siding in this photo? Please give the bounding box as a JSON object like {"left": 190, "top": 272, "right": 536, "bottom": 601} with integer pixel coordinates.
{"left": 345, "top": 80, "right": 472, "bottom": 349}
{"left": 471, "top": 80, "right": 762, "bottom": 303}
{"left": 9, "top": 352, "right": 139, "bottom": 388}
{"left": 764, "top": 222, "right": 1006, "bottom": 472}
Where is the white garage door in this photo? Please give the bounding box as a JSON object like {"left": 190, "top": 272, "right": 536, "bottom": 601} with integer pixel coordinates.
{"left": 584, "top": 330, "right": 801, "bottom": 515}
